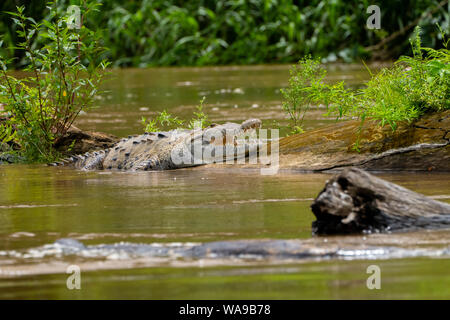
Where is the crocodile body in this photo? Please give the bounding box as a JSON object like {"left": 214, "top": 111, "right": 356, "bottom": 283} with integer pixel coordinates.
{"left": 50, "top": 119, "right": 262, "bottom": 170}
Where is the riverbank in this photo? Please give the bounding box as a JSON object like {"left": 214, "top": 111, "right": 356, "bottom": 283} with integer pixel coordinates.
{"left": 277, "top": 110, "right": 449, "bottom": 172}
{"left": 2, "top": 110, "right": 449, "bottom": 171}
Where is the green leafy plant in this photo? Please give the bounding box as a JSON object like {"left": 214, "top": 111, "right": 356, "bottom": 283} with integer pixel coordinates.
{"left": 0, "top": 1, "right": 109, "bottom": 162}
{"left": 188, "top": 96, "right": 210, "bottom": 129}
{"left": 351, "top": 26, "right": 449, "bottom": 128}
{"left": 280, "top": 56, "right": 324, "bottom": 134}
{"left": 282, "top": 26, "right": 449, "bottom": 149}
{"left": 142, "top": 97, "right": 211, "bottom": 132}
{"left": 140, "top": 116, "right": 159, "bottom": 133}
{"left": 0, "top": 121, "right": 16, "bottom": 150}
{"left": 141, "top": 110, "right": 184, "bottom": 132}
{"left": 280, "top": 56, "right": 357, "bottom": 134}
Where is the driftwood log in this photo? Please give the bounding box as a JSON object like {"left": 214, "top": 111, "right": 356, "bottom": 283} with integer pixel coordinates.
{"left": 311, "top": 167, "right": 450, "bottom": 235}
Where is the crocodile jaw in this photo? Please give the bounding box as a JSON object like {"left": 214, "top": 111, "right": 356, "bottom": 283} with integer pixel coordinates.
{"left": 184, "top": 118, "right": 263, "bottom": 165}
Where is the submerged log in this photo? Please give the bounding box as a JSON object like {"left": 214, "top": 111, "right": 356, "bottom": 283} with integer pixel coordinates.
{"left": 311, "top": 167, "right": 450, "bottom": 235}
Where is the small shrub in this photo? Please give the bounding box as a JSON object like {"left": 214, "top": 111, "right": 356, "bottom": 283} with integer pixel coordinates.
{"left": 282, "top": 26, "right": 449, "bottom": 148}
{"left": 280, "top": 56, "right": 326, "bottom": 134}
{"left": 188, "top": 96, "right": 210, "bottom": 129}
{"left": 0, "top": 1, "right": 109, "bottom": 162}
{"left": 142, "top": 97, "right": 210, "bottom": 132}
{"left": 141, "top": 110, "right": 184, "bottom": 133}
{"left": 0, "top": 121, "right": 16, "bottom": 150}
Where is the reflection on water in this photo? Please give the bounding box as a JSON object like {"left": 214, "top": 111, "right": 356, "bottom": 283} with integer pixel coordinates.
{"left": 1, "top": 64, "right": 449, "bottom": 299}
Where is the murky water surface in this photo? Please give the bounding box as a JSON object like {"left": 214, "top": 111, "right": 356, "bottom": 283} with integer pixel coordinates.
{"left": 76, "top": 63, "right": 384, "bottom": 137}
{"left": 1, "top": 64, "right": 449, "bottom": 299}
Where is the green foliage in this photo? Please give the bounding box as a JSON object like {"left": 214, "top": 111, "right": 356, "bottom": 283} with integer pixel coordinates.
{"left": 141, "top": 110, "right": 184, "bottom": 132}
{"left": 142, "top": 97, "right": 211, "bottom": 132}
{"left": 0, "top": 1, "right": 109, "bottom": 162}
{"left": 188, "top": 96, "right": 210, "bottom": 129}
{"left": 0, "top": 0, "right": 448, "bottom": 67}
{"left": 0, "top": 121, "right": 16, "bottom": 150}
{"left": 395, "top": 27, "right": 450, "bottom": 113}
{"left": 355, "top": 27, "right": 449, "bottom": 126}
{"left": 282, "top": 27, "right": 449, "bottom": 148}
{"left": 281, "top": 56, "right": 325, "bottom": 134}
{"left": 281, "top": 56, "right": 359, "bottom": 134}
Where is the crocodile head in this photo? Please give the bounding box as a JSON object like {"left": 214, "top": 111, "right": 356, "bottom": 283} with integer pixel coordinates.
{"left": 176, "top": 118, "right": 263, "bottom": 166}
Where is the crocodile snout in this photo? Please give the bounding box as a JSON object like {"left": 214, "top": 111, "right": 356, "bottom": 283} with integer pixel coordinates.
{"left": 241, "top": 118, "right": 262, "bottom": 130}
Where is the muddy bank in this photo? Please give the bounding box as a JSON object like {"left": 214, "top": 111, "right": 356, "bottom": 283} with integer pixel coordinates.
{"left": 277, "top": 110, "right": 449, "bottom": 172}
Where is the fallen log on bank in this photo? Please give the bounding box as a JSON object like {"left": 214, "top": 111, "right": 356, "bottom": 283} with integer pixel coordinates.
{"left": 311, "top": 167, "right": 450, "bottom": 235}
{"left": 1, "top": 113, "right": 118, "bottom": 159}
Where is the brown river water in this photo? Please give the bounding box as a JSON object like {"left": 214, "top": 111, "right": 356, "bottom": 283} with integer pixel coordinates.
{"left": 0, "top": 64, "right": 449, "bottom": 299}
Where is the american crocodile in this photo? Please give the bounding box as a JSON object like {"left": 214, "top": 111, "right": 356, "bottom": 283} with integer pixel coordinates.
{"left": 50, "top": 119, "right": 262, "bottom": 170}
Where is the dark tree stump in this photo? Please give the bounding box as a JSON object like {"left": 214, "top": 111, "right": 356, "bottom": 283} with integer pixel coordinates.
{"left": 311, "top": 167, "right": 450, "bottom": 235}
